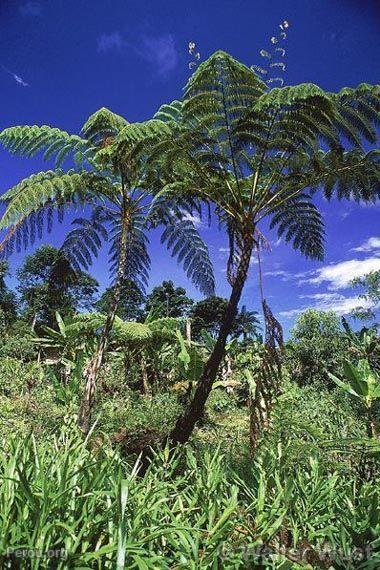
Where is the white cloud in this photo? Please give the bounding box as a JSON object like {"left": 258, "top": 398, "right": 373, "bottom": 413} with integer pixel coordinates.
{"left": 279, "top": 292, "right": 373, "bottom": 319}
{"left": 19, "top": 1, "right": 41, "bottom": 17}
{"left": 1, "top": 65, "right": 29, "bottom": 87}
{"left": 351, "top": 237, "right": 380, "bottom": 253}
{"left": 13, "top": 73, "right": 28, "bottom": 87}
{"left": 278, "top": 308, "right": 302, "bottom": 318}
{"left": 97, "top": 32, "right": 127, "bottom": 53}
{"left": 181, "top": 212, "right": 203, "bottom": 228}
{"left": 264, "top": 269, "right": 291, "bottom": 279}
{"left": 305, "top": 257, "right": 380, "bottom": 290}
{"left": 137, "top": 34, "right": 178, "bottom": 76}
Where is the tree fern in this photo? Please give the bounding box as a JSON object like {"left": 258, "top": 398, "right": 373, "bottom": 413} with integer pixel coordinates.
{"left": 145, "top": 49, "right": 380, "bottom": 444}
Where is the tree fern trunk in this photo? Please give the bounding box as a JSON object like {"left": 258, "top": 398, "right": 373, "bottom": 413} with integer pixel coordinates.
{"left": 78, "top": 206, "right": 130, "bottom": 433}
{"left": 140, "top": 353, "right": 151, "bottom": 396}
{"left": 170, "top": 235, "right": 254, "bottom": 444}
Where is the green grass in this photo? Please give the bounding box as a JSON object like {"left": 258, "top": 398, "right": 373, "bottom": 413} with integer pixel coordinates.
{"left": 0, "top": 418, "right": 380, "bottom": 569}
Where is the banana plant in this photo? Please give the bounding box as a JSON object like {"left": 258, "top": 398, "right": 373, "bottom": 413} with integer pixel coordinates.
{"left": 173, "top": 329, "right": 240, "bottom": 395}
{"left": 342, "top": 317, "right": 380, "bottom": 372}
{"left": 34, "top": 312, "right": 97, "bottom": 380}
{"left": 329, "top": 360, "right": 380, "bottom": 438}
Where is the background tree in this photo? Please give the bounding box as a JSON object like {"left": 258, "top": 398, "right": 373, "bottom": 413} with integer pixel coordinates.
{"left": 17, "top": 245, "right": 98, "bottom": 329}
{"left": 0, "top": 261, "right": 17, "bottom": 324}
{"left": 286, "top": 309, "right": 347, "bottom": 388}
{"left": 148, "top": 51, "right": 379, "bottom": 444}
{"left": 190, "top": 296, "right": 259, "bottom": 341}
{"left": 145, "top": 280, "right": 193, "bottom": 318}
{"left": 96, "top": 279, "right": 146, "bottom": 322}
{"left": 351, "top": 270, "right": 380, "bottom": 321}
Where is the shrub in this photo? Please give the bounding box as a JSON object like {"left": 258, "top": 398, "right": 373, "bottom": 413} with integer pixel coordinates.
{"left": 285, "top": 309, "right": 348, "bottom": 388}
{"left": 0, "top": 358, "right": 64, "bottom": 438}
{"left": 98, "top": 390, "right": 182, "bottom": 438}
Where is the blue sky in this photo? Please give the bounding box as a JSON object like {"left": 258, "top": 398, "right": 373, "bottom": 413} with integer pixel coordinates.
{"left": 0, "top": 0, "right": 379, "bottom": 334}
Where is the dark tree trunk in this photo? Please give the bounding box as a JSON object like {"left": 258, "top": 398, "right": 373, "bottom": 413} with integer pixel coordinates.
{"left": 78, "top": 203, "right": 130, "bottom": 433}
{"left": 170, "top": 234, "right": 254, "bottom": 444}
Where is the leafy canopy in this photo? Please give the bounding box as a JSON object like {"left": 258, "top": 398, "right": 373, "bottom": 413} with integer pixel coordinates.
{"left": 144, "top": 50, "right": 379, "bottom": 281}
{"left": 0, "top": 107, "right": 216, "bottom": 298}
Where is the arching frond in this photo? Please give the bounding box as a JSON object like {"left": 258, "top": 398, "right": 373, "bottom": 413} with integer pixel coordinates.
{"left": 183, "top": 50, "right": 266, "bottom": 120}
{"left": 268, "top": 193, "right": 325, "bottom": 260}
{"left": 0, "top": 170, "right": 103, "bottom": 229}
{"left": 81, "top": 107, "right": 129, "bottom": 144}
{"left": 308, "top": 149, "right": 380, "bottom": 202}
{"left": 160, "top": 217, "right": 215, "bottom": 297}
{"left": 182, "top": 50, "right": 266, "bottom": 180}
{"left": 146, "top": 316, "right": 183, "bottom": 341}
{"left": 0, "top": 171, "right": 110, "bottom": 257}
{"left": 153, "top": 100, "right": 183, "bottom": 123}
{"left": 61, "top": 206, "right": 110, "bottom": 271}
{"left": 0, "top": 125, "right": 88, "bottom": 166}
{"left": 70, "top": 312, "right": 152, "bottom": 343}
{"left": 333, "top": 83, "right": 380, "bottom": 146}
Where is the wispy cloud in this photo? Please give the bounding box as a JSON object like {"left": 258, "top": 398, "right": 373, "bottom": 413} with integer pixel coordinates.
{"left": 279, "top": 292, "right": 372, "bottom": 319}
{"left": 304, "top": 257, "right": 380, "bottom": 290}
{"left": 264, "top": 269, "right": 291, "bottom": 279}
{"left": 137, "top": 34, "right": 178, "bottom": 76}
{"left": 1, "top": 65, "right": 29, "bottom": 87}
{"left": 19, "top": 1, "right": 41, "bottom": 17}
{"left": 351, "top": 236, "right": 380, "bottom": 253}
{"left": 96, "top": 31, "right": 178, "bottom": 76}
{"left": 97, "top": 32, "right": 127, "bottom": 53}
{"left": 181, "top": 212, "right": 203, "bottom": 228}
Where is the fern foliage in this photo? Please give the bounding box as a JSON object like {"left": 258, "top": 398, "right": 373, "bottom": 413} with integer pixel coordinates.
{"left": 69, "top": 311, "right": 182, "bottom": 345}
{"left": 81, "top": 107, "right": 129, "bottom": 144}
{"left": 1, "top": 50, "right": 378, "bottom": 296}
{"left": 0, "top": 102, "right": 215, "bottom": 299}
{"left": 0, "top": 126, "right": 88, "bottom": 167}
{"left": 149, "top": 50, "right": 379, "bottom": 266}
{"left": 160, "top": 216, "right": 215, "bottom": 297}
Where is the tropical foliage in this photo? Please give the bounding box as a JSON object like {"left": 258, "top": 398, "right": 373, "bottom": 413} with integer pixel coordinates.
{"left": 0, "top": 43, "right": 379, "bottom": 569}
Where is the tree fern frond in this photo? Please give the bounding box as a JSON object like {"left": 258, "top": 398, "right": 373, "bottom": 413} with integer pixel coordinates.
{"left": 182, "top": 50, "right": 266, "bottom": 170}
{"left": 269, "top": 194, "right": 325, "bottom": 260}
{"left": 104, "top": 119, "right": 173, "bottom": 166}
{"left": 153, "top": 100, "right": 183, "bottom": 123}
{"left": 0, "top": 125, "right": 87, "bottom": 165}
{"left": 81, "top": 107, "right": 129, "bottom": 144}
{"left": 309, "top": 149, "right": 380, "bottom": 202}
{"left": 61, "top": 207, "right": 110, "bottom": 271}
{"left": 0, "top": 171, "right": 103, "bottom": 228}
{"left": 70, "top": 312, "right": 152, "bottom": 343}
{"left": 160, "top": 217, "right": 215, "bottom": 296}
{"left": 255, "top": 83, "right": 331, "bottom": 108}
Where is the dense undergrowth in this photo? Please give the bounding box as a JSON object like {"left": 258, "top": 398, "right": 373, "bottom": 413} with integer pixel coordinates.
{"left": 0, "top": 347, "right": 380, "bottom": 568}
{"left": 0, "top": 418, "right": 379, "bottom": 569}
